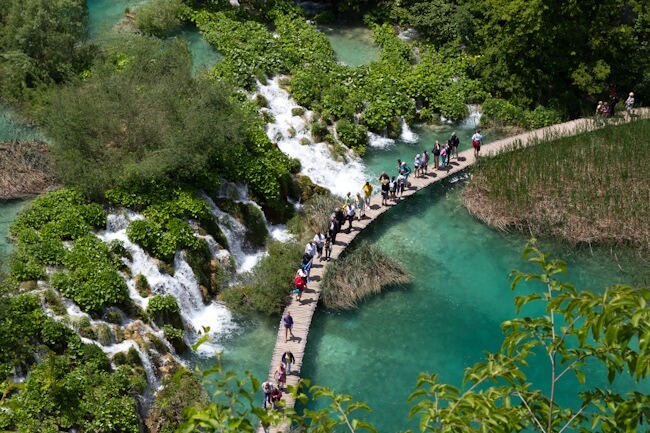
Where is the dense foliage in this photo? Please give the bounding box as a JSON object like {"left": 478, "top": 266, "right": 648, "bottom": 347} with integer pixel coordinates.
{"left": 464, "top": 119, "right": 650, "bottom": 252}
{"left": 0, "top": 289, "right": 143, "bottom": 432}
{"left": 135, "top": 0, "right": 186, "bottom": 37}
{"left": 220, "top": 240, "right": 303, "bottom": 315}
{"left": 0, "top": 0, "right": 92, "bottom": 106}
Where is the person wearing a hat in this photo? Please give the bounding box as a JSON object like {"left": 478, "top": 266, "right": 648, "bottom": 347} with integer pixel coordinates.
{"left": 625, "top": 92, "right": 635, "bottom": 112}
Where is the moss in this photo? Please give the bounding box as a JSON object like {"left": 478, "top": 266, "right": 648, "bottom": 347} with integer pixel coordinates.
{"left": 43, "top": 288, "right": 67, "bottom": 316}
{"left": 104, "top": 308, "right": 124, "bottom": 325}
{"left": 292, "top": 107, "right": 305, "bottom": 116}
{"left": 214, "top": 198, "right": 269, "bottom": 250}
{"left": 147, "top": 294, "right": 183, "bottom": 329}
{"left": 75, "top": 316, "right": 96, "bottom": 339}
{"left": 126, "top": 346, "right": 143, "bottom": 367}
{"left": 156, "top": 260, "right": 175, "bottom": 276}
{"left": 163, "top": 325, "right": 187, "bottom": 354}
{"left": 254, "top": 93, "right": 268, "bottom": 108}
{"left": 297, "top": 175, "right": 330, "bottom": 203}
{"left": 96, "top": 323, "right": 114, "bottom": 346}
{"left": 147, "top": 332, "right": 169, "bottom": 354}
{"left": 134, "top": 274, "right": 151, "bottom": 297}
{"left": 18, "top": 280, "right": 38, "bottom": 291}
{"left": 185, "top": 239, "right": 212, "bottom": 293}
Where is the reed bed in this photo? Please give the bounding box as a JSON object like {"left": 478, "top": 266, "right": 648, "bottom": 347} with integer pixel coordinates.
{"left": 0, "top": 140, "right": 56, "bottom": 199}
{"left": 463, "top": 119, "right": 650, "bottom": 252}
{"left": 321, "top": 241, "right": 411, "bottom": 309}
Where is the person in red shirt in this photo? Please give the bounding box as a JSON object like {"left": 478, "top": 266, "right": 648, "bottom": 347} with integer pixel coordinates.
{"left": 294, "top": 270, "right": 307, "bottom": 302}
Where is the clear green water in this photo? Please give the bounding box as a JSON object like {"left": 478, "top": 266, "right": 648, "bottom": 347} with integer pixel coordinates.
{"left": 0, "top": 106, "right": 44, "bottom": 142}
{"left": 298, "top": 182, "right": 648, "bottom": 430}
{"left": 320, "top": 26, "right": 380, "bottom": 67}
{"left": 0, "top": 201, "right": 27, "bottom": 270}
{"left": 87, "top": 0, "right": 222, "bottom": 72}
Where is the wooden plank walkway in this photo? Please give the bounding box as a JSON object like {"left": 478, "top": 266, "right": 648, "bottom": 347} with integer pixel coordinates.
{"left": 259, "top": 110, "right": 649, "bottom": 432}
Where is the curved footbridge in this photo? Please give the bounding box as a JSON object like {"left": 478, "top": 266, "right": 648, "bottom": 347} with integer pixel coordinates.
{"left": 259, "top": 110, "right": 649, "bottom": 432}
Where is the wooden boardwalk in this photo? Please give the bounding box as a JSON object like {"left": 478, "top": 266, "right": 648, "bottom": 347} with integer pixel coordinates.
{"left": 259, "top": 110, "right": 649, "bottom": 432}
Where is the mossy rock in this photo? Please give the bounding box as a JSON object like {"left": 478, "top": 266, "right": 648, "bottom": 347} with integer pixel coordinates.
{"left": 75, "top": 316, "right": 96, "bottom": 339}
{"left": 254, "top": 93, "right": 268, "bottom": 108}
{"left": 185, "top": 239, "right": 212, "bottom": 295}
{"left": 18, "top": 280, "right": 38, "bottom": 291}
{"left": 147, "top": 294, "right": 183, "bottom": 329}
{"left": 104, "top": 307, "right": 124, "bottom": 325}
{"left": 387, "top": 116, "right": 403, "bottom": 139}
{"left": 96, "top": 323, "right": 114, "bottom": 346}
{"left": 291, "top": 107, "right": 305, "bottom": 116}
{"left": 134, "top": 274, "right": 151, "bottom": 297}
{"left": 214, "top": 198, "right": 268, "bottom": 250}
{"left": 156, "top": 259, "right": 175, "bottom": 276}
{"left": 43, "top": 288, "right": 67, "bottom": 316}
{"left": 163, "top": 325, "right": 188, "bottom": 354}
{"left": 297, "top": 174, "right": 330, "bottom": 202}
{"left": 147, "top": 332, "right": 169, "bottom": 354}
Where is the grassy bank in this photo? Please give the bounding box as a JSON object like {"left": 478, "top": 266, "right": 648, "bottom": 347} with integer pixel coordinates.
{"left": 321, "top": 241, "right": 410, "bottom": 309}
{"left": 463, "top": 119, "right": 650, "bottom": 251}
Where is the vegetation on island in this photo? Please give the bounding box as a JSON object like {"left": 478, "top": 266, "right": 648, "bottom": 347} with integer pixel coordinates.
{"left": 182, "top": 242, "right": 650, "bottom": 432}
{"left": 321, "top": 240, "right": 411, "bottom": 309}
{"left": 464, "top": 119, "right": 650, "bottom": 254}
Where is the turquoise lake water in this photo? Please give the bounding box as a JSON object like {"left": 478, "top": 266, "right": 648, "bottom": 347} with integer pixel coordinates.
{"left": 320, "top": 26, "right": 380, "bottom": 67}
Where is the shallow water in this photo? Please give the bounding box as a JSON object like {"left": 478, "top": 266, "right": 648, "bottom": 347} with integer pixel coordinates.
{"left": 0, "top": 201, "right": 27, "bottom": 271}
{"left": 299, "top": 183, "right": 648, "bottom": 431}
{"left": 319, "top": 25, "right": 380, "bottom": 67}
{"left": 87, "top": 0, "right": 221, "bottom": 72}
{"left": 0, "top": 106, "right": 44, "bottom": 142}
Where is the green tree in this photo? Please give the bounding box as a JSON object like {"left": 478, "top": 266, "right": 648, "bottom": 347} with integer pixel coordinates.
{"left": 0, "top": 0, "right": 91, "bottom": 103}
{"left": 409, "top": 240, "right": 650, "bottom": 432}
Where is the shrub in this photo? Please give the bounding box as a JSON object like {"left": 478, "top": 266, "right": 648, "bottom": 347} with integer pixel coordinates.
{"left": 147, "top": 295, "right": 181, "bottom": 328}
{"left": 96, "top": 323, "right": 114, "bottom": 346}
{"left": 163, "top": 324, "right": 187, "bottom": 353}
{"left": 223, "top": 241, "right": 303, "bottom": 315}
{"left": 135, "top": 0, "right": 186, "bottom": 37}
{"left": 254, "top": 94, "right": 268, "bottom": 108}
{"left": 311, "top": 121, "right": 329, "bottom": 142}
{"left": 336, "top": 119, "right": 369, "bottom": 156}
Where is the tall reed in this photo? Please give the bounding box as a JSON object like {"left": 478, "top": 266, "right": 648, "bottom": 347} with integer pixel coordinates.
{"left": 321, "top": 241, "right": 411, "bottom": 309}
{"left": 463, "top": 119, "right": 650, "bottom": 251}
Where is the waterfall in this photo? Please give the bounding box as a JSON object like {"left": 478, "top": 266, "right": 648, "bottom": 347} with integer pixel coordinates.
{"left": 399, "top": 118, "right": 419, "bottom": 143}
{"left": 368, "top": 132, "right": 395, "bottom": 148}
{"left": 462, "top": 104, "right": 482, "bottom": 129}
{"left": 103, "top": 340, "right": 161, "bottom": 394}
{"left": 256, "top": 77, "right": 370, "bottom": 196}
{"left": 98, "top": 212, "right": 237, "bottom": 352}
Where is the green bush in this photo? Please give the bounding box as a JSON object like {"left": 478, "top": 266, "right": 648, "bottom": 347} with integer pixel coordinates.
{"left": 134, "top": 274, "right": 151, "bottom": 297}
{"left": 482, "top": 98, "right": 563, "bottom": 129}
{"left": 135, "top": 0, "right": 186, "bottom": 37}
{"left": 163, "top": 324, "right": 187, "bottom": 353}
{"left": 311, "top": 121, "right": 329, "bottom": 142}
{"left": 147, "top": 295, "right": 181, "bottom": 328}
{"left": 223, "top": 241, "right": 302, "bottom": 315}
{"left": 336, "top": 119, "right": 369, "bottom": 156}
{"left": 291, "top": 107, "right": 305, "bottom": 116}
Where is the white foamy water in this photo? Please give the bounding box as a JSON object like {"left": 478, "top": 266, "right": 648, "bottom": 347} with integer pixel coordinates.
{"left": 257, "top": 77, "right": 370, "bottom": 196}
{"left": 399, "top": 118, "right": 419, "bottom": 143}
{"left": 99, "top": 213, "right": 237, "bottom": 353}
{"left": 462, "top": 104, "right": 482, "bottom": 129}
{"left": 368, "top": 132, "right": 395, "bottom": 148}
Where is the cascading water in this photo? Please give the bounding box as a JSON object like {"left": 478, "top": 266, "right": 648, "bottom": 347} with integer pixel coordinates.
{"left": 99, "top": 212, "right": 237, "bottom": 354}
{"left": 462, "top": 104, "right": 482, "bottom": 130}
{"left": 256, "top": 77, "right": 370, "bottom": 196}
{"left": 399, "top": 118, "right": 419, "bottom": 143}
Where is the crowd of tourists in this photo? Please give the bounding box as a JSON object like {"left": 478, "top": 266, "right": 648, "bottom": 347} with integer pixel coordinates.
{"left": 266, "top": 131, "right": 486, "bottom": 414}
{"left": 596, "top": 91, "right": 635, "bottom": 120}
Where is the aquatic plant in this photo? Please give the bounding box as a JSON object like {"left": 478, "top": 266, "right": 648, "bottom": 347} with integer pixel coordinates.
{"left": 464, "top": 119, "right": 650, "bottom": 252}
{"left": 321, "top": 241, "right": 411, "bottom": 309}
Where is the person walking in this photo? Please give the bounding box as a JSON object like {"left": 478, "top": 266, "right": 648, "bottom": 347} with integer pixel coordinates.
{"left": 294, "top": 269, "right": 307, "bottom": 301}
{"left": 313, "top": 231, "right": 325, "bottom": 260}
{"left": 381, "top": 175, "right": 390, "bottom": 206}
{"left": 262, "top": 380, "right": 273, "bottom": 409}
{"left": 389, "top": 176, "right": 397, "bottom": 199}
{"left": 283, "top": 311, "right": 294, "bottom": 342}
{"left": 414, "top": 154, "right": 421, "bottom": 178}
{"left": 440, "top": 144, "right": 448, "bottom": 168}
{"left": 471, "top": 129, "right": 483, "bottom": 158}
{"left": 343, "top": 191, "right": 353, "bottom": 206}
{"left": 432, "top": 141, "right": 441, "bottom": 169}
{"left": 355, "top": 192, "right": 365, "bottom": 220}
{"left": 397, "top": 170, "right": 406, "bottom": 198}
{"left": 362, "top": 181, "right": 373, "bottom": 208}
{"left": 421, "top": 150, "right": 429, "bottom": 174}
{"left": 270, "top": 384, "right": 282, "bottom": 410}
{"left": 323, "top": 234, "right": 332, "bottom": 261}
{"left": 275, "top": 363, "right": 287, "bottom": 390}
{"left": 328, "top": 214, "right": 340, "bottom": 246}
{"left": 344, "top": 204, "right": 356, "bottom": 233}
{"left": 281, "top": 349, "right": 296, "bottom": 374}
{"left": 625, "top": 92, "right": 635, "bottom": 112}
